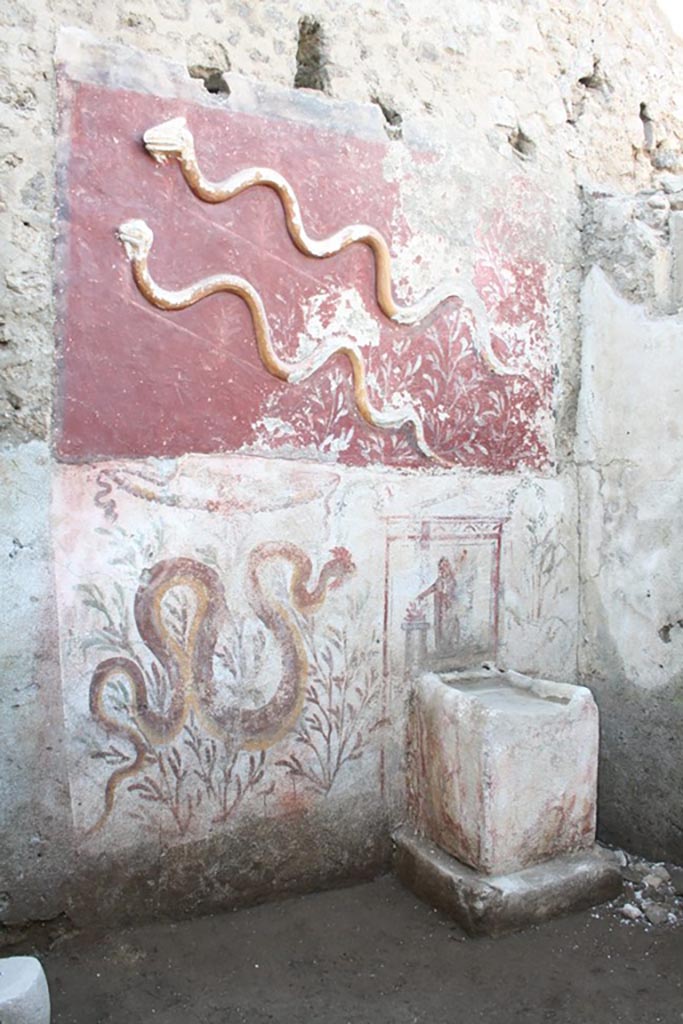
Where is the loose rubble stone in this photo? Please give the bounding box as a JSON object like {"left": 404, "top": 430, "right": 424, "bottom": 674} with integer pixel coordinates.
{"left": 669, "top": 867, "right": 683, "bottom": 896}
{"left": 659, "top": 173, "right": 683, "bottom": 193}
{"left": 608, "top": 847, "right": 683, "bottom": 928}
{"left": 643, "top": 903, "right": 670, "bottom": 926}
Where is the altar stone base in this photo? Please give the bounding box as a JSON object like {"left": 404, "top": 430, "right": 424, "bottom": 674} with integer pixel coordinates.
{"left": 393, "top": 827, "right": 622, "bottom": 938}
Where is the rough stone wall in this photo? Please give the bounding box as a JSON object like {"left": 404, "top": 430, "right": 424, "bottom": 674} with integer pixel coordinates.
{"left": 2, "top": 0, "right": 683, "bottom": 932}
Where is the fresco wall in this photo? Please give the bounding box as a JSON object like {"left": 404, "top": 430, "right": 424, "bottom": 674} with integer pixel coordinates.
{"left": 2, "top": 30, "right": 581, "bottom": 927}
{"left": 50, "top": 454, "right": 577, "bottom": 900}
{"left": 2, "top": 0, "right": 683, "bottom": 935}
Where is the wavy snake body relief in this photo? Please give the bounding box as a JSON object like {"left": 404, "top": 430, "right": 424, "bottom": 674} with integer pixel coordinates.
{"left": 118, "top": 116, "right": 518, "bottom": 466}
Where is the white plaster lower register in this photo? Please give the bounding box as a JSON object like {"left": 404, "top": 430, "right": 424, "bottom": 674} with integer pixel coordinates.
{"left": 394, "top": 666, "right": 621, "bottom": 935}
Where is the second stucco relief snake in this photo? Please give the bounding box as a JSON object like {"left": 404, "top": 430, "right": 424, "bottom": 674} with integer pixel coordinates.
{"left": 88, "top": 542, "right": 355, "bottom": 833}
{"left": 117, "top": 116, "right": 521, "bottom": 467}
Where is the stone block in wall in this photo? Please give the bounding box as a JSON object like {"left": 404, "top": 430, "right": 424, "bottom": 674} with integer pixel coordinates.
{"left": 582, "top": 188, "right": 679, "bottom": 314}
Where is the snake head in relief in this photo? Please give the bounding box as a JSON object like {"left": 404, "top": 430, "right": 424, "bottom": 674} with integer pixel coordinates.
{"left": 143, "top": 117, "right": 194, "bottom": 165}
{"left": 117, "top": 219, "right": 154, "bottom": 263}
{"left": 328, "top": 546, "right": 356, "bottom": 588}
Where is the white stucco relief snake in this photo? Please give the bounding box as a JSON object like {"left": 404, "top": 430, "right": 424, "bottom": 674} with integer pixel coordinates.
{"left": 118, "top": 116, "right": 519, "bottom": 466}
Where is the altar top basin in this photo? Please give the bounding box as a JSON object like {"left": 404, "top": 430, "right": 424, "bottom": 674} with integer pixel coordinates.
{"left": 437, "top": 667, "right": 576, "bottom": 716}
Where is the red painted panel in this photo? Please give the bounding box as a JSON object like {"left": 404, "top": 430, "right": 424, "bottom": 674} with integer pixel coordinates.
{"left": 56, "top": 81, "right": 553, "bottom": 471}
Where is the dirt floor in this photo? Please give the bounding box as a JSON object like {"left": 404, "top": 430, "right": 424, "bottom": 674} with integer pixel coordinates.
{"left": 39, "top": 875, "right": 683, "bottom": 1024}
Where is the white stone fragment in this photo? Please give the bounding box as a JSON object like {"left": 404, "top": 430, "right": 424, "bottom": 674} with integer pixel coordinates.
{"left": 620, "top": 903, "right": 643, "bottom": 920}
{"left": 0, "top": 957, "right": 50, "bottom": 1024}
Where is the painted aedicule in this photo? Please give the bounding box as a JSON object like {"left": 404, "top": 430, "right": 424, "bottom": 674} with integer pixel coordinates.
{"left": 384, "top": 516, "right": 505, "bottom": 685}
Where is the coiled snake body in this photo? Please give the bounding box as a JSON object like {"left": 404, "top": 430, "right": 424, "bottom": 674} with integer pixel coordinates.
{"left": 88, "top": 542, "right": 354, "bottom": 833}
